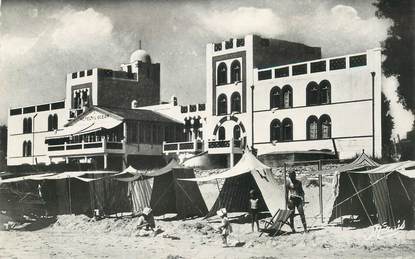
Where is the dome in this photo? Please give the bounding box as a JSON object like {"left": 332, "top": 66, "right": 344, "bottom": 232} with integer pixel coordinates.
{"left": 130, "top": 49, "right": 151, "bottom": 63}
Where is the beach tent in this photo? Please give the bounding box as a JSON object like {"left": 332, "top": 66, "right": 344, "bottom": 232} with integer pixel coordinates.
{"left": 329, "top": 159, "right": 415, "bottom": 228}
{"left": 112, "top": 167, "right": 152, "bottom": 214}
{"left": 183, "top": 150, "right": 281, "bottom": 218}
{"left": 0, "top": 171, "right": 131, "bottom": 216}
{"left": 145, "top": 159, "right": 208, "bottom": 218}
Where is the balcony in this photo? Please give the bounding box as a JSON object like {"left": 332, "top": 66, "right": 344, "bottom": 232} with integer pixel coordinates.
{"left": 208, "top": 139, "right": 243, "bottom": 154}
{"left": 163, "top": 140, "right": 204, "bottom": 154}
{"left": 47, "top": 139, "right": 124, "bottom": 157}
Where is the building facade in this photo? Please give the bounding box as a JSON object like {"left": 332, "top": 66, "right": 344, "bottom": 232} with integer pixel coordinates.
{"left": 7, "top": 35, "right": 382, "bottom": 169}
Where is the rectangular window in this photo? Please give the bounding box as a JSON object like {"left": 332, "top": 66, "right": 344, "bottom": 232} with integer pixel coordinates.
{"left": 181, "top": 106, "right": 188, "bottom": 113}
{"left": 214, "top": 43, "right": 222, "bottom": 51}
{"left": 310, "top": 61, "right": 326, "bottom": 73}
{"left": 198, "top": 103, "right": 206, "bottom": 111}
{"left": 127, "top": 65, "right": 132, "bottom": 74}
{"left": 330, "top": 58, "right": 346, "bottom": 70}
{"left": 36, "top": 104, "right": 50, "bottom": 112}
{"left": 292, "top": 64, "right": 307, "bottom": 75}
{"left": 138, "top": 122, "right": 144, "bottom": 143}
{"left": 72, "top": 72, "right": 77, "bottom": 79}
{"left": 51, "top": 101, "right": 65, "bottom": 110}
{"left": 189, "top": 105, "right": 197, "bottom": 112}
{"left": 79, "top": 71, "right": 85, "bottom": 77}
{"left": 274, "top": 67, "right": 289, "bottom": 78}
{"left": 236, "top": 38, "right": 245, "bottom": 47}
{"left": 87, "top": 69, "right": 93, "bottom": 76}
{"left": 258, "top": 70, "right": 272, "bottom": 80}
{"left": 10, "top": 108, "right": 22, "bottom": 116}
{"left": 23, "top": 106, "right": 35, "bottom": 114}
{"left": 225, "top": 39, "right": 233, "bottom": 49}
{"left": 349, "top": 54, "right": 367, "bottom": 67}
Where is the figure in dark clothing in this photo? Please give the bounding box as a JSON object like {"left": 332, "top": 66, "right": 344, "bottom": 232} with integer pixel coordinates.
{"left": 249, "top": 189, "right": 260, "bottom": 232}
{"left": 286, "top": 171, "right": 307, "bottom": 233}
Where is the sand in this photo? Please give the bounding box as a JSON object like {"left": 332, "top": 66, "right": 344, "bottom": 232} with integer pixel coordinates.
{"left": 1, "top": 181, "right": 414, "bottom": 258}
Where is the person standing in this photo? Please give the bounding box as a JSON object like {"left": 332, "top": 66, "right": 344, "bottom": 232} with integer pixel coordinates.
{"left": 286, "top": 171, "right": 307, "bottom": 233}
{"left": 249, "top": 189, "right": 260, "bottom": 232}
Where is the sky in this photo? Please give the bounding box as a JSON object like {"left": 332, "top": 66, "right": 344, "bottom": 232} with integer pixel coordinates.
{"left": 0, "top": 0, "right": 413, "bottom": 138}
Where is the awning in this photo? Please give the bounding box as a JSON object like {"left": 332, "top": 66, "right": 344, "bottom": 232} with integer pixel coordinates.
{"left": 182, "top": 150, "right": 270, "bottom": 182}
{"left": 145, "top": 159, "right": 181, "bottom": 178}
{"left": 318, "top": 152, "right": 379, "bottom": 175}
{"left": 45, "top": 117, "right": 122, "bottom": 140}
{"left": 0, "top": 173, "right": 56, "bottom": 183}
{"left": 0, "top": 171, "right": 117, "bottom": 183}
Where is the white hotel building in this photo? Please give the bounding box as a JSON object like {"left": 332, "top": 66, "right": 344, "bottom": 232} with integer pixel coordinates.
{"left": 7, "top": 35, "right": 382, "bottom": 169}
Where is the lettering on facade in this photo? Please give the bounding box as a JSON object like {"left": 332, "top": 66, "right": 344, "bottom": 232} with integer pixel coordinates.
{"left": 81, "top": 112, "right": 109, "bottom": 121}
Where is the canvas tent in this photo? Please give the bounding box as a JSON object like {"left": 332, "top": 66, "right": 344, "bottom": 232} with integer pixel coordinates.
{"left": 329, "top": 158, "right": 415, "bottom": 228}
{"left": 0, "top": 171, "right": 132, "bottom": 216}
{"left": 183, "top": 150, "right": 282, "bottom": 218}
{"left": 112, "top": 166, "right": 152, "bottom": 214}
{"left": 143, "top": 159, "right": 208, "bottom": 218}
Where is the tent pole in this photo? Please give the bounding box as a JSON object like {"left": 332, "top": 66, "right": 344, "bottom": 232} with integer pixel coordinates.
{"left": 347, "top": 174, "right": 374, "bottom": 226}
{"left": 284, "top": 163, "right": 287, "bottom": 210}
{"left": 318, "top": 160, "right": 323, "bottom": 223}
{"left": 68, "top": 176, "right": 72, "bottom": 214}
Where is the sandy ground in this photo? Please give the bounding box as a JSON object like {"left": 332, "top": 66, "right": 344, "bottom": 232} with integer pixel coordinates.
{"left": 1, "top": 182, "right": 415, "bottom": 258}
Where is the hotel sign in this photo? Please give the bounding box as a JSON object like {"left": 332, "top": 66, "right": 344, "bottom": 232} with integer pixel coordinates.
{"left": 81, "top": 111, "right": 109, "bottom": 121}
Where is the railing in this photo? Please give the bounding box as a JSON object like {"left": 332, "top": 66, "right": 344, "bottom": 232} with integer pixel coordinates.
{"left": 208, "top": 139, "right": 242, "bottom": 149}
{"left": 162, "top": 140, "right": 203, "bottom": 153}
{"left": 48, "top": 139, "right": 123, "bottom": 152}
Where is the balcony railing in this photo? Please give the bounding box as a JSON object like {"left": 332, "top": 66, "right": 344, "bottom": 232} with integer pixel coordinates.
{"left": 163, "top": 140, "right": 203, "bottom": 154}
{"left": 208, "top": 139, "right": 242, "bottom": 149}
{"left": 48, "top": 139, "right": 123, "bottom": 152}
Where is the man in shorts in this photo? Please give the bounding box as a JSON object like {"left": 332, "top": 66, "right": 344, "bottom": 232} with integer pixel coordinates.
{"left": 286, "top": 171, "right": 307, "bottom": 233}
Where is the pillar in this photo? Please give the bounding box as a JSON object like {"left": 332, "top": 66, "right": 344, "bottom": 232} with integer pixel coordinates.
{"left": 103, "top": 154, "right": 108, "bottom": 169}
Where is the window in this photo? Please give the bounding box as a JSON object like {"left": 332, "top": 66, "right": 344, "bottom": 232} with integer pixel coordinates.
{"left": 217, "top": 62, "right": 227, "bottom": 85}
{"left": 306, "top": 116, "right": 319, "bottom": 140}
{"left": 233, "top": 125, "right": 241, "bottom": 140}
{"left": 48, "top": 114, "right": 58, "bottom": 131}
{"left": 23, "top": 118, "right": 27, "bottom": 133}
{"left": 292, "top": 64, "right": 307, "bottom": 75}
{"left": 127, "top": 65, "right": 132, "bottom": 74}
{"left": 275, "top": 67, "right": 289, "bottom": 78}
{"left": 72, "top": 72, "right": 77, "bottom": 79}
{"left": 22, "top": 141, "right": 27, "bottom": 157}
{"left": 27, "top": 141, "right": 32, "bottom": 156}
{"left": 319, "top": 115, "right": 332, "bottom": 139}
{"left": 87, "top": 69, "right": 93, "bottom": 76}
{"left": 23, "top": 117, "right": 33, "bottom": 133}
{"left": 217, "top": 94, "right": 227, "bottom": 115}
{"left": 230, "top": 92, "right": 241, "bottom": 113}
{"left": 310, "top": 61, "right": 326, "bottom": 73}
{"left": 258, "top": 70, "right": 272, "bottom": 80}
{"left": 319, "top": 80, "right": 331, "bottom": 104}
{"left": 330, "top": 58, "right": 346, "bottom": 70}
{"left": 270, "top": 119, "right": 281, "bottom": 142}
{"left": 270, "top": 86, "right": 281, "bottom": 109}
{"left": 282, "top": 118, "right": 293, "bottom": 141}
{"left": 214, "top": 43, "right": 222, "bottom": 51}
{"left": 230, "top": 60, "right": 241, "bottom": 83}
{"left": 306, "top": 82, "right": 319, "bottom": 106}
{"left": 79, "top": 71, "right": 85, "bottom": 77}
{"left": 282, "top": 85, "right": 293, "bottom": 108}
{"left": 218, "top": 127, "right": 225, "bottom": 140}
{"left": 349, "top": 54, "right": 367, "bottom": 67}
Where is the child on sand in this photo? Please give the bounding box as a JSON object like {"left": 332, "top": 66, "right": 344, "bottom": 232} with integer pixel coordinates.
{"left": 217, "top": 208, "right": 232, "bottom": 247}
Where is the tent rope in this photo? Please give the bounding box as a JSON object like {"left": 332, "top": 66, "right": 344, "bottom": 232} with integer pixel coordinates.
{"left": 397, "top": 175, "right": 411, "bottom": 201}
{"left": 332, "top": 171, "right": 394, "bottom": 210}
{"left": 347, "top": 174, "right": 374, "bottom": 226}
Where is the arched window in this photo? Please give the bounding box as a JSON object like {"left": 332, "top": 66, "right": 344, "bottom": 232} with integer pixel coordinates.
{"left": 217, "top": 62, "right": 227, "bottom": 85}
{"left": 319, "top": 114, "right": 332, "bottom": 139}
{"left": 306, "top": 116, "right": 319, "bottom": 140}
{"left": 53, "top": 114, "right": 58, "bottom": 130}
{"left": 48, "top": 115, "right": 53, "bottom": 131}
{"left": 230, "top": 92, "right": 241, "bottom": 113}
{"left": 26, "top": 141, "right": 32, "bottom": 156}
{"left": 270, "top": 86, "right": 281, "bottom": 109}
{"left": 23, "top": 118, "right": 27, "bottom": 133}
{"left": 306, "top": 82, "right": 319, "bottom": 106}
{"left": 270, "top": 119, "right": 281, "bottom": 142}
{"left": 282, "top": 118, "right": 293, "bottom": 141}
{"left": 22, "top": 141, "right": 27, "bottom": 157}
{"left": 218, "top": 126, "right": 226, "bottom": 140}
{"left": 233, "top": 125, "right": 241, "bottom": 140}
{"left": 27, "top": 118, "right": 32, "bottom": 133}
{"left": 319, "top": 80, "right": 331, "bottom": 104}
{"left": 282, "top": 85, "right": 293, "bottom": 108}
{"left": 217, "top": 94, "right": 228, "bottom": 115}
{"left": 230, "top": 60, "right": 241, "bottom": 83}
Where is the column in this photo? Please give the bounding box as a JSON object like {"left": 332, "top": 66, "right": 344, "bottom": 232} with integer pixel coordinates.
{"left": 103, "top": 154, "right": 108, "bottom": 169}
